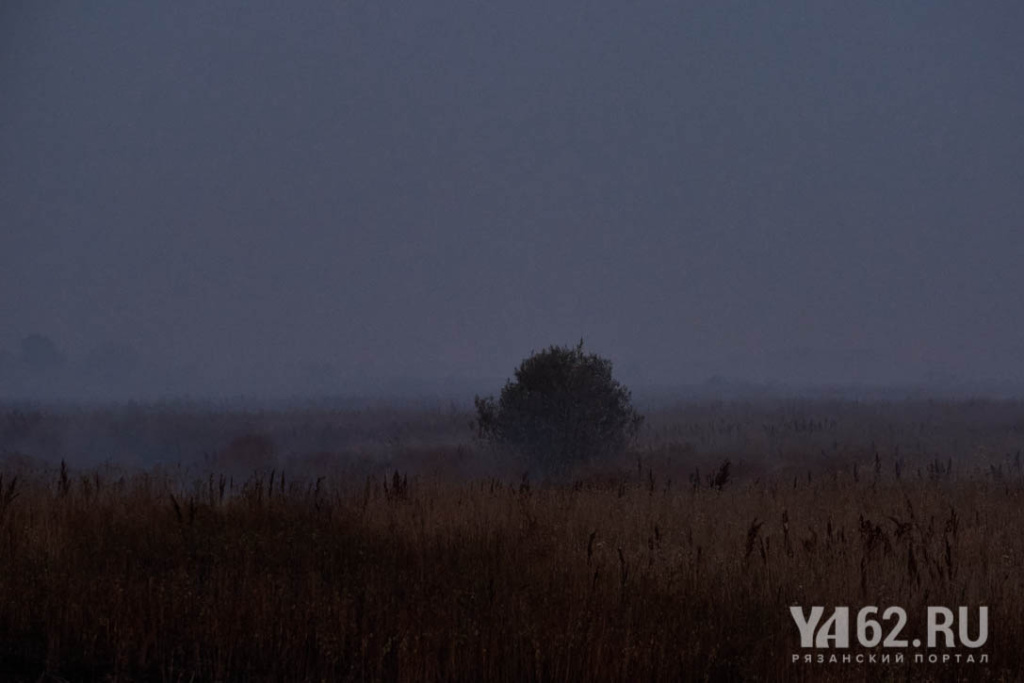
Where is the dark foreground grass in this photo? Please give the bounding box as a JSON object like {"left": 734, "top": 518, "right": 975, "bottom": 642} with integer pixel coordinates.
{"left": 0, "top": 460, "right": 1021, "bottom": 682}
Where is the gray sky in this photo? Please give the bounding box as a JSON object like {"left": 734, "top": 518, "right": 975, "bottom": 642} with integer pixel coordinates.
{"left": 2, "top": 2, "right": 1023, "bottom": 396}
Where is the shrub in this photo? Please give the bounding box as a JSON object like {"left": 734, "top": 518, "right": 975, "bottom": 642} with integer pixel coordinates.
{"left": 474, "top": 341, "right": 643, "bottom": 475}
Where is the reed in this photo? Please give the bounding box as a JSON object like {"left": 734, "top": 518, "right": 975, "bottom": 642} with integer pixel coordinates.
{"left": 0, "top": 457, "right": 1019, "bottom": 681}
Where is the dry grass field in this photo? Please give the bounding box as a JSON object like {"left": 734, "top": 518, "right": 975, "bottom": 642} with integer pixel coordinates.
{"left": 0, "top": 399, "right": 1022, "bottom": 681}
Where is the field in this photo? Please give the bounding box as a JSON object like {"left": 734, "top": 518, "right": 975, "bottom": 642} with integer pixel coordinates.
{"left": 1, "top": 399, "right": 1023, "bottom": 681}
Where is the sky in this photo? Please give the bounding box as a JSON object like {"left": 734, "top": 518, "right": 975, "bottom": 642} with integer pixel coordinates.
{"left": 2, "top": 2, "right": 1023, "bottom": 398}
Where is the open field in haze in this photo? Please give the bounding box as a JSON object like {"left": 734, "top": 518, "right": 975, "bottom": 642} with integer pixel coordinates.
{"left": 1, "top": 400, "right": 1023, "bottom": 681}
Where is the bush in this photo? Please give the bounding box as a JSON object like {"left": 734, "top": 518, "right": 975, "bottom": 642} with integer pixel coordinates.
{"left": 474, "top": 341, "right": 643, "bottom": 475}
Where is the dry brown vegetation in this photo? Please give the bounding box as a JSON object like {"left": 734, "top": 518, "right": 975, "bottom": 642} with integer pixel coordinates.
{"left": 0, "top": 400, "right": 1023, "bottom": 681}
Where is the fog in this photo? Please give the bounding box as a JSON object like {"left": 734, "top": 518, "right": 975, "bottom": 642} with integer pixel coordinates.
{"left": 3, "top": 2, "right": 1023, "bottom": 401}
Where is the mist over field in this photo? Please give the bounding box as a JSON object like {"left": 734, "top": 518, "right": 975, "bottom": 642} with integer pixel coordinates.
{"left": 3, "top": 2, "right": 1024, "bottom": 403}
{"left": 3, "top": 4, "right": 1024, "bottom": 680}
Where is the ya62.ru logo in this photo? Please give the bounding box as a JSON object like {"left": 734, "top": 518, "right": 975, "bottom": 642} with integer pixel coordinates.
{"left": 791, "top": 606, "right": 988, "bottom": 649}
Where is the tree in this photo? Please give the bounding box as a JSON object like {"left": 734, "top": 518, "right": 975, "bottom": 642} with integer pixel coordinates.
{"left": 474, "top": 341, "right": 643, "bottom": 475}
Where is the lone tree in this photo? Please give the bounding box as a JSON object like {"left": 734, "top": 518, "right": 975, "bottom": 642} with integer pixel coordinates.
{"left": 474, "top": 341, "right": 643, "bottom": 474}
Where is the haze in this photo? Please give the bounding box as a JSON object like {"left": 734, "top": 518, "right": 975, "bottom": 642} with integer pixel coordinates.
{"left": 2, "top": 2, "right": 1023, "bottom": 400}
